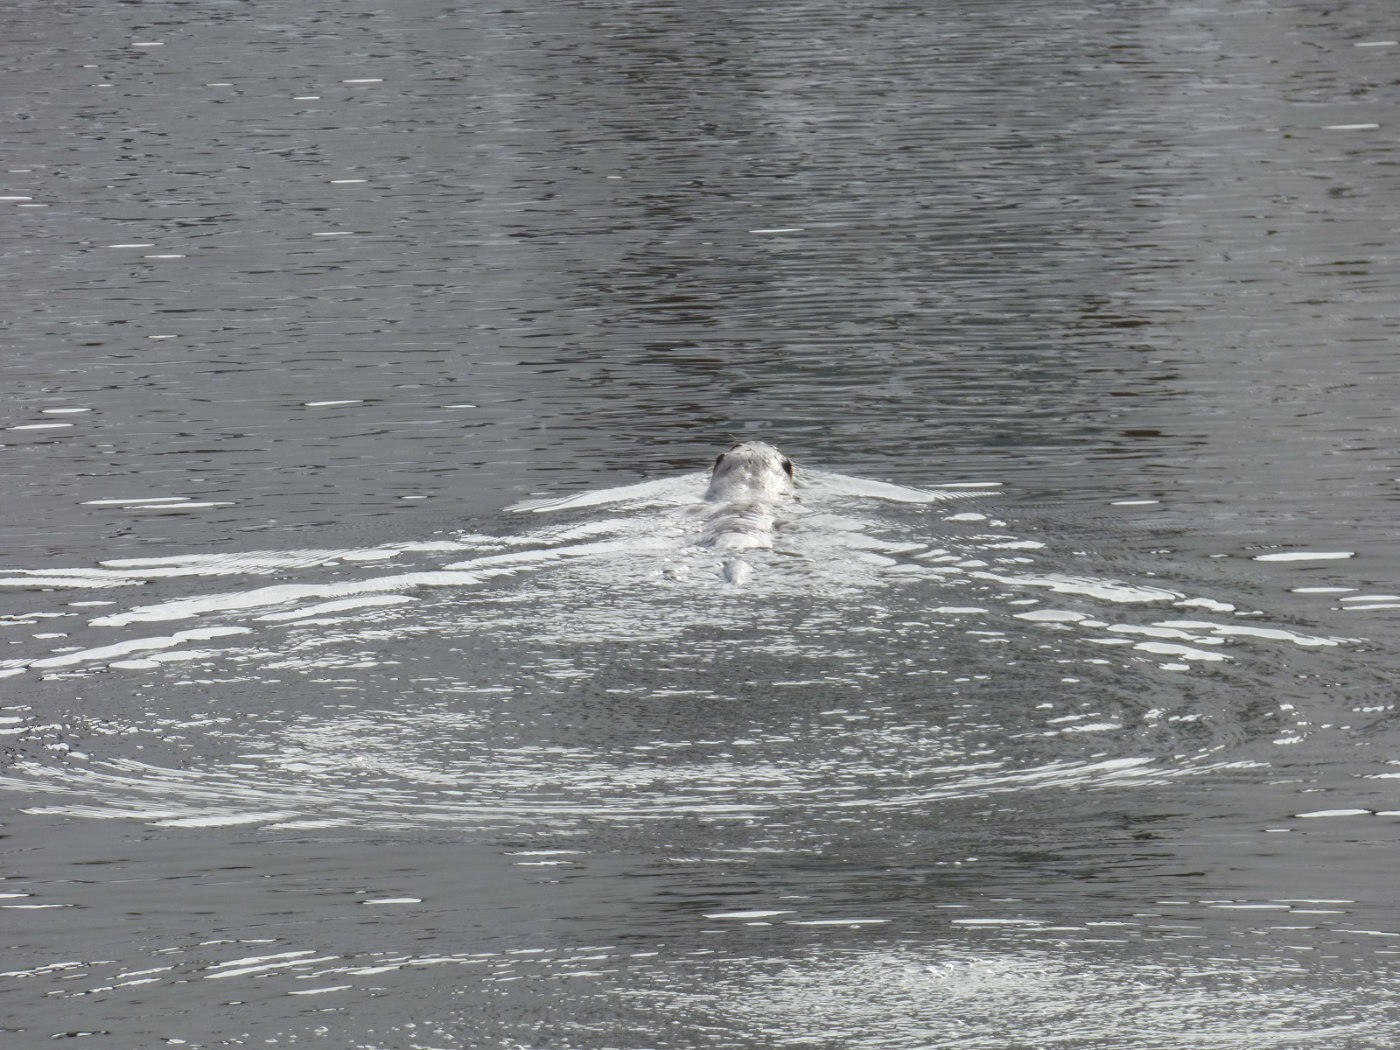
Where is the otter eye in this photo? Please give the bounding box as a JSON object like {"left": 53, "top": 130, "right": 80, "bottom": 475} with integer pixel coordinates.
{"left": 782, "top": 459, "right": 794, "bottom": 477}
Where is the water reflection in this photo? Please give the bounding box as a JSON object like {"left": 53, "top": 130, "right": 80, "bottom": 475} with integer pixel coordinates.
{"left": 5, "top": 0, "right": 1400, "bottom": 1045}
{"left": 653, "top": 941, "right": 1400, "bottom": 1049}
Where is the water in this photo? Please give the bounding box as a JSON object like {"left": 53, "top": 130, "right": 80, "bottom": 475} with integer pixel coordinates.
{"left": 4, "top": 0, "right": 1400, "bottom": 1046}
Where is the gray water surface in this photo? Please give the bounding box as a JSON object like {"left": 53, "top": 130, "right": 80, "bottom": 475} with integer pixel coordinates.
{"left": 4, "top": 0, "right": 1400, "bottom": 1047}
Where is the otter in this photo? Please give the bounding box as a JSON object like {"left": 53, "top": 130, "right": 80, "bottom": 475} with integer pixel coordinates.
{"left": 696, "top": 441, "right": 796, "bottom": 583}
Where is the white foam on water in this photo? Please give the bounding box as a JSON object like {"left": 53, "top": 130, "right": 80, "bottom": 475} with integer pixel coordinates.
{"left": 851, "top": 757, "right": 1198, "bottom": 812}
{"left": 204, "top": 953, "right": 339, "bottom": 979}
{"left": 1175, "top": 597, "right": 1235, "bottom": 613}
{"left": 786, "top": 918, "right": 888, "bottom": 926}
{"left": 444, "top": 536, "right": 668, "bottom": 574}
{"left": 153, "top": 811, "right": 300, "bottom": 828}
{"left": 1254, "top": 551, "right": 1355, "bottom": 562}
{"left": 1013, "top": 610, "right": 1087, "bottom": 623}
{"left": 89, "top": 571, "right": 482, "bottom": 627}
{"left": 128, "top": 502, "right": 234, "bottom": 512}
{"left": 110, "top": 649, "right": 218, "bottom": 674}
{"left": 340, "top": 549, "right": 401, "bottom": 562}
{"left": 1054, "top": 721, "right": 1122, "bottom": 734}
{"left": 973, "top": 571, "right": 1180, "bottom": 604}
{"left": 83, "top": 497, "right": 192, "bottom": 507}
{"left": 1131, "top": 641, "right": 1229, "bottom": 663}
{"left": 1154, "top": 620, "right": 1345, "bottom": 648}
{"left": 950, "top": 918, "right": 1043, "bottom": 926}
{"left": 0, "top": 575, "right": 144, "bottom": 589}
{"left": 510, "top": 474, "right": 697, "bottom": 513}
{"left": 256, "top": 595, "right": 417, "bottom": 622}
{"left": 24, "top": 626, "right": 250, "bottom": 669}
{"left": 811, "top": 472, "right": 996, "bottom": 504}
{"left": 1107, "top": 624, "right": 1223, "bottom": 644}
{"left": 99, "top": 548, "right": 410, "bottom": 572}
{"left": 1295, "top": 808, "right": 1371, "bottom": 819}
{"left": 0, "top": 543, "right": 484, "bottom": 595}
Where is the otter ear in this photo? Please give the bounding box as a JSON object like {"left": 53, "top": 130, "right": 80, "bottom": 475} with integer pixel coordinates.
{"left": 782, "top": 458, "right": 794, "bottom": 477}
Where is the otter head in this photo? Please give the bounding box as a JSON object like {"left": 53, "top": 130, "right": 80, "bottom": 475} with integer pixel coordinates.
{"left": 705, "top": 441, "right": 795, "bottom": 503}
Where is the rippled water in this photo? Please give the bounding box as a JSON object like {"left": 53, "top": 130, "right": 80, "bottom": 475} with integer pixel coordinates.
{"left": 5, "top": 0, "right": 1400, "bottom": 1046}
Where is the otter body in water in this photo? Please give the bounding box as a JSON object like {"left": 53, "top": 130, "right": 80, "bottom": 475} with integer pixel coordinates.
{"left": 696, "top": 441, "right": 796, "bottom": 582}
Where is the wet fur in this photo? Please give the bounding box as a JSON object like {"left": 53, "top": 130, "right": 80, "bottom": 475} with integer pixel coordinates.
{"left": 697, "top": 442, "right": 795, "bottom": 580}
